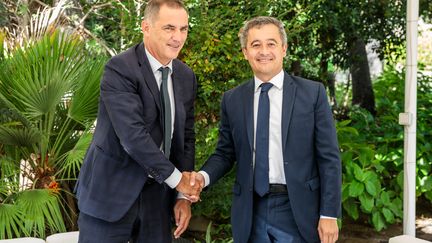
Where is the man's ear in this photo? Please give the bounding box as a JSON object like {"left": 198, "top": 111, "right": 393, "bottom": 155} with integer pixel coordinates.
{"left": 282, "top": 44, "right": 288, "bottom": 57}
{"left": 242, "top": 48, "right": 248, "bottom": 60}
{"left": 141, "top": 20, "right": 149, "bottom": 35}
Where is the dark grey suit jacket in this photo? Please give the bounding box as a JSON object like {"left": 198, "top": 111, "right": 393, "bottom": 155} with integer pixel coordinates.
{"left": 76, "top": 43, "right": 196, "bottom": 222}
{"left": 201, "top": 72, "right": 341, "bottom": 243}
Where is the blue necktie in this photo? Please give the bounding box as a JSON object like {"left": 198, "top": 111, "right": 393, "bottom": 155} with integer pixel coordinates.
{"left": 254, "top": 82, "right": 273, "bottom": 196}
{"left": 159, "top": 67, "right": 171, "bottom": 158}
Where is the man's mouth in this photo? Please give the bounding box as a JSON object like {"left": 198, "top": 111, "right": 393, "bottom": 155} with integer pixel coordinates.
{"left": 167, "top": 43, "right": 181, "bottom": 50}
{"left": 257, "top": 57, "right": 273, "bottom": 63}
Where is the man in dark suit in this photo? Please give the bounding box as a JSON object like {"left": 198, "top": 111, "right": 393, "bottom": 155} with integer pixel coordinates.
{"left": 75, "top": 1, "right": 200, "bottom": 242}
{"left": 191, "top": 16, "right": 342, "bottom": 243}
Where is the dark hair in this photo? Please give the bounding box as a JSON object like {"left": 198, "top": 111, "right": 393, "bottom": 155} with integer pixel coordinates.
{"left": 143, "top": 0, "right": 187, "bottom": 23}
{"left": 239, "top": 16, "right": 287, "bottom": 48}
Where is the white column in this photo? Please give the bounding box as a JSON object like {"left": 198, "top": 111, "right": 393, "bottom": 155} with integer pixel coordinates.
{"left": 399, "top": 0, "right": 419, "bottom": 237}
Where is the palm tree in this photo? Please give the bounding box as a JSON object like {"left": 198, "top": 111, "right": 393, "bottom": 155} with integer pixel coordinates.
{"left": 0, "top": 28, "right": 105, "bottom": 239}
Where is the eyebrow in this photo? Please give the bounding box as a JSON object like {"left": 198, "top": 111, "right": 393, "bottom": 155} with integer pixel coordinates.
{"left": 163, "top": 24, "right": 189, "bottom": 29}
{"left": 250, "top": 38, "right": 278, "bottom": 45}
{"left": 266, "top": 38, "right": 278, "bottom": 43}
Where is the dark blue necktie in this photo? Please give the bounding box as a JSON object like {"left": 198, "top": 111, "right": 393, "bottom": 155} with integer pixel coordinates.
{"left": 159, "top": 67, "right": 171, "bottom": 158}
{"left": 254, "top": 82, "right": 273, "bottom": 196}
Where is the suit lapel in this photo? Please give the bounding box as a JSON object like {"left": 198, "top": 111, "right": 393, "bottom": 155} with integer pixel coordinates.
{"left": 282, "top": 72, "right": 296, "bottom": 150}
{"left": 172, "top": 62, "right": 185, "bottom": 137}
{"left": 243, "top": 80, "right": 255, "bottom": 150}
{"left": 136, "top": 43, "right": 161, "bottom": 112}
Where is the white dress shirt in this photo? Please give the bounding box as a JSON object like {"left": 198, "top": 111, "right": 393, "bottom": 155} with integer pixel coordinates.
{"left": 253, "top": 70, "right": 286, "bottom": 184}
{"left": 145, "top": 48, "right": 181, "bottom": 189}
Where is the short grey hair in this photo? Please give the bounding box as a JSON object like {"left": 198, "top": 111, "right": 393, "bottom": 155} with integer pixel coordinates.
{"left": 238, "top": 16, "right": 287, "bottom": 49}
{"left": 143, "top": 0, "right": 187, "bottom": 23}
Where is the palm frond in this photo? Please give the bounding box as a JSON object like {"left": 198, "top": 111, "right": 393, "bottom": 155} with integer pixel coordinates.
{"left": 0, "top": 157, "right": 21, "bottom": 203}
{"left": 0, "top": 126, "right": 41, "bottom": 147}
{"left": 0, "top": 30, "right": 5, "bottom": 60}
{"left": 28, "top": 0, "right": 67, "bottom": 41}
{"left": 0, "top": 30, "right": 85, "bottom": 119}
{"left": 2, "top": 0, "right": 67, "bottom": 50}
{"left": 17, "top": 189, "right": 66, "bottom": 238}
{"left": 68, "top": 56, "right": 105, "bottom": 124}
{"left": 0, "top": 203, "right": 28, "bottom": 239}
{"left": 56, "top": 131, "right": 93, "bottom": 179}
{"left": 0, "top": 156, "right": 20, "bottom": 183}
{"left": 0, "top": 93, "right": 32, "bottom": 128}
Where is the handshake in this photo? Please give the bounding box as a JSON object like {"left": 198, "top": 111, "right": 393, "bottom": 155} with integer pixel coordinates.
{"left": 175, "top": 171, "right": 205, "bottom": 202}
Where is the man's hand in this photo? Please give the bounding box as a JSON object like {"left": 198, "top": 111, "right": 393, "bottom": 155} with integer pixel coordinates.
{"left": 318, "top": 218, "right": 339, "bottom": 243}
{"left": 176, "top": 172, "right": 201, "bottom": 202}
{"left": 173, "top": 199, "right": 191, "bottom": 239}
{"left": 189, "top": 171, "right": 205, "bottom": 189}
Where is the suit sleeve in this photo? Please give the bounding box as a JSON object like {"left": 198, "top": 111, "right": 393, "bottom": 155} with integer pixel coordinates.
{"left": 99, "top": 60, "right": 174, "bottom": 183}
{"left": 201, "top": 92, "right": 236, "bottom": 186}
{"left": 314, "top": 83, "right": 342, "bottom": 218}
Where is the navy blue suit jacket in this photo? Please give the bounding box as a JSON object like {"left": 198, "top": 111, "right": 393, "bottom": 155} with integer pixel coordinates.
{"left": 201, "top": 72, "right": 341, "bottom": 243}
{"left": 76, "top": 43, "right": 196, "bottom": 222}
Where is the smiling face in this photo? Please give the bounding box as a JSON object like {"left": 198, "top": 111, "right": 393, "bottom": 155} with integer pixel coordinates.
{"left": 141, "top": 5, "right": 189, "bottom": 65}
{"left": 242, "top": 24, "right": 287, "bottom": 82}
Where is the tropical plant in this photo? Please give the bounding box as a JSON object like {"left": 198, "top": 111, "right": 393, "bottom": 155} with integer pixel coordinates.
{"left": 0, "top": 29, "right": 105, "bottom": 239}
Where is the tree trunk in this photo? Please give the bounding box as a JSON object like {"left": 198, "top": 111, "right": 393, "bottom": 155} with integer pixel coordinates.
{"left": 349, "top": 37, "right": 376, "bottom": 115}
{"left": 290, "top": 60, "right": 302, "bottom": 76}
{"left": 319, "top": 57, "right": 337, "bottom": 108}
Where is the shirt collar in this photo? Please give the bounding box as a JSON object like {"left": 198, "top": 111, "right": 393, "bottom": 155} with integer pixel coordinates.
{"left": 145, "top": 47, "right": 173, "bottom": 73}
{"left": 254, "top": 70, "right": 284, "bottom": 92}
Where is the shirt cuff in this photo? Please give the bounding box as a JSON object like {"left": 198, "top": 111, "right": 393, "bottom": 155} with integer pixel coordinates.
{"left": 164, "top": 168, "right": 182, "bottom": 189}
{"left": 198, "top": 171, "right": 210, "bottom": 187}
{"left": 320, "top": 215, "right": 337, "bottom": 219}
{"left": 176, "top": 192, "right": 188, "bottom": 200}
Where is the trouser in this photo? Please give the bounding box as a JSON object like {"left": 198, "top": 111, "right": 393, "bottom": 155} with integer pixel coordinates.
{"left": 248, "top": 190, "right": 308, "bottom": 243}
{"left": 78, "top": 179, "right": 175, "bottom": 243}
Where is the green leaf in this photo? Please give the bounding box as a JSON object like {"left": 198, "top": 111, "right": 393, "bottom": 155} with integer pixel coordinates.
{"left": 342, "top": 184, "right": 350, "bottom": 202}
{"left": 382, "top": 207, "right": 395, "bottom": 224}
{"left": 353, "top": 163, "right": 364, "bottom": 181}
{"left": 343, "top": 199, "right": 359, "bottom": 220}
{"left": 380, "top": 191, "right": 391, "bottom": 206}
{"left": 365, "top": 180, "right": 378, "bottom": 197}
{"left": 17, "top": 189, "right": 66, "bottom": 238}
{"left": 349, "top": 180, "right": 365, "bottom": 197}
{"left": 421, "top": 176, "right": 432, "bottom": 191}
{"left": 205, "top": 221, "right": 213, "bottom": 243}
{"left": 56, "top": 131, "right": 93, "bottom": 178}
{"left": 397, "top": 171, "right": 404, "bottom": 188}
{"left": 425, "top": 190, "right": 432, "bottom": 202}
{"left": 358, "top": 147, "right": 373, "bottom": 167}
{"left": 359, "top": 193, "right": 374, "bottom": 213}
{"left": 0, "top": 204, "right": 28, "bottom": 239}
{"left": 372, "top": 211, "right": 386, "bottom": 231}
{"left": 0, "top": 125, "right": 41, "bottom": 147}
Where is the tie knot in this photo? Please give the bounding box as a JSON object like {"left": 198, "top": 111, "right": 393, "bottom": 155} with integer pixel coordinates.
{"left": 159, "top": 67, "right": 170, "bottom": 79}
{"left": 260, "top": 83, "right": 273, "bottom": 93}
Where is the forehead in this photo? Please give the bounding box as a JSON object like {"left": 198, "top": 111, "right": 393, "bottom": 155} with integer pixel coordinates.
{"left": 247, "top": 24, "right": 281, "bottom": 43}
{"left": 153, "top": 5, "right": 188, "bottom": 25}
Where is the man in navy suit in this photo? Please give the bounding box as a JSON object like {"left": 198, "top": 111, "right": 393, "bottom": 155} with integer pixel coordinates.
{"left": 191, "top": 16, "right": 342, "bottom": 243}
{"left": 75, "top": 0, "right": 200, "bottom": 242}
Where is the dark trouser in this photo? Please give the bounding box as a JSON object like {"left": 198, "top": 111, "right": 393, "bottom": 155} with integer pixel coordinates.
{"left": 78, "top": 180, "right": 175, "bottom": 243}
{"left": 248, "top": 188, "right": 307, "bottom": 243}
